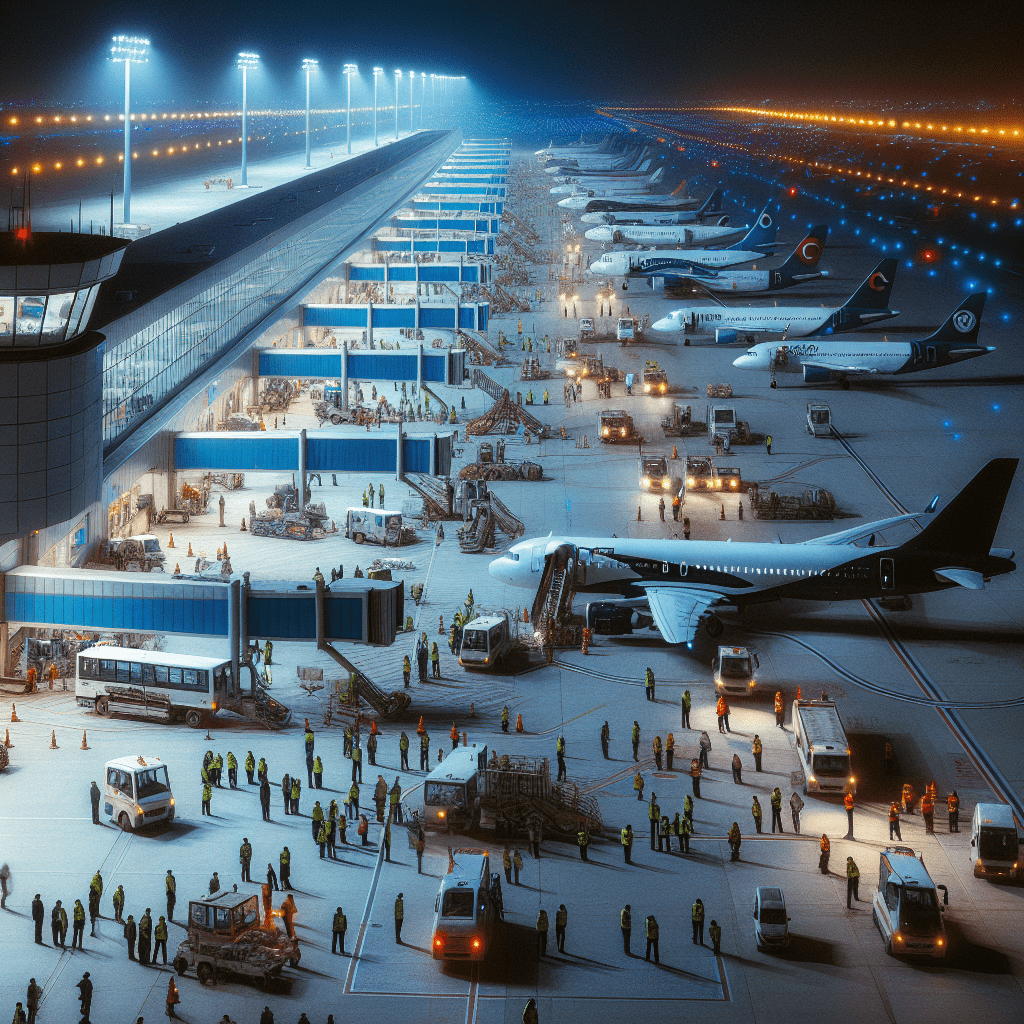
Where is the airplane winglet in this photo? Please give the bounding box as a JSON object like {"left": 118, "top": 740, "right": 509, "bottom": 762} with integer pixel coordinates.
{"left": 925, "top": 495, "right": 940, "bottom": 514}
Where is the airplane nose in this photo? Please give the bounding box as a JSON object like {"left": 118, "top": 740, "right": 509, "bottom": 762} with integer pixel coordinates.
{"left": 732, "top": 354, "right": 754, "bottom": 368}
{"left": 651, "top": 316, "right": 676, "bottom": 332}
{"left": 487, "top": 557, "right": 510, "bottom": 584}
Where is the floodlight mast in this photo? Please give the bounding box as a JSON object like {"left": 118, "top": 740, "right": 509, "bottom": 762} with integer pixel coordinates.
{"left": 421, "top": 73, "right": 426, "bottom": 128}
{"left": 344, "top": 64, "right": 358, "bottom": 155}
{"left": 237, "top": 52, "right": 259, "bottom": 186}
{"left": 409, "top": 71, "right": 414, "bottom": 133}
{"left": 373, "top": 67, "right": 383, "bottom": 146}
{"left": 394, "top": 69, "right": 402, "bottom": 141}
{"left": 302, "top": 59, "right": 318, "bottom": 168}
{"left": 109, "top": 35, "right": 149, "bottom": 226}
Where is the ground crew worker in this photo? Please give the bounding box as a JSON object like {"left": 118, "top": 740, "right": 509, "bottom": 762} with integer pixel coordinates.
{"left": 383, "top": 819, "right": 393, "bottom": 861}
{"left": 790, "top": 791, "right": 804, "bottom": 833}
{"left": 512, "top": 848, "right": 523, "bottom": 883}
{"left": 202, "top": 780, "right": 212, "bottom": 815}
{"left": 501, "top": 705, "right": 510, "bottom": 733}
{"left": 645, "top": 914, "right": 660, "bottom": 963}
{"left": 358, "top": 815, "right": 369, "bottom": 846}
{"left": 415, "top": 830, "right": 426, "bottom": 873}
{"left": 692, "top": 898, "right": 705, "bottom": 945}
{"left": 901, "top": 781, "right": 914, "bottom": 814}
{"left": 948, "top": 789, "right": 960, "bottom": 833}
{"left": 577, "top": 824, "right": 589, "bottom": 861}
{"left": 312, "top": 800, "right": 325, "bottom": 843}
{"left": 431, "top": 643, "right": 441, "bottom": 679}
{"left": 774, "top": 690, "right": 784, "bottom": 727}
{"left": 644, "top": 667, "right": 655, "bottom": 701}
{"left": 154, "top": 915, "right": 168, "bottom": 964}
{"left": 51, "top": 900, "right": 65, "bottom": 949}
{"left": 420, "top": 731, "right": 430, "bottom": 770}
{"left": 660, "top": 815, "right": 671, "bottom": 853}
{"left": 666, "top": 732, "right": 674, "bottom": 771}
{"left": 291, "top": 775, "right": 302, "bottom": 813}
{"left": 844, "top": 790, "right": 855, "bottom": 839}
{"left": 600, "top": 720, "right": 610, "bottom": 758}
{"left": 770, "top": 788, "right": 784, "bottom": 833}
{"left": 317, "top": 819, "right": 329, "bottom": 859}
{"left": 889, "top": 802, "right": 903, "bottom": 841}
{"left": 402, "top": 655, "right": 411, "bottom": 688}
{"left": 71, "top": 898, "right": 86, "bottom": 949}
{"left": 390, "top": 777, "right": 402, "bottom": 824}
{"left": 344, "top": 725, "right": 353, "bottom": 758}
{"left": 280, "top": 847, "right": 291, "bottom": 889}
{"left": 728, "top": 823, "right": 742, "bottom": 861}
{"left": 123, "top": 914, "right": 136, "bottom": 959}
{"left": 503, "top": 848, "right": 513, "bottom": 883}
{"left": 26, "top": 979, "right": 41, "bottom": 1024}
{"left": 681, "top": 813, "right": 693, "bottom": 854}
{"left": 89, "top": 870, "right": 102, "bottom": 934}
{"left": 111, "top": 884, "right": 124, "bottom": 925}
{"left": 732, "top": 753, "right": 743, "bottom": 784}
{"left": 556, "top": 735, "right": 567, "bottom": 781}
{"left": 12, "top": 1002, "right": 26, "bottom": 1024}
{"left": 263, "top": 640, "right": 272, "bottom": 665}
{"left": 90, "top": 780, "right": 101, "bottom": 824}
{"left": 699, "top": 730, "right": 711, "bottom": 770}
{"left": 691, "top": 758, "right": 702, "bottom": 798}
{"left": 332, "top": 907, "right": 347, "bottom": 955}
{"left": 312, "top": 755, "right": 323, "bottom": 789}
{"left": 260, "top": 776, "right": 271, "bottom": 821}
{"left": 399, "top": 731, "right": 410, "bottom": 771}
{"left": 351, "top": 744, "right": 362, "bottom": 784}
{"left": 536, "top": 908, "right": 549, "bottom": 956}
{"left": 672, "top": 492, "right": 681, "bottom": 521}
{"left": 751, "top": 795, "right": 763, "bottom": 833}
{"left": 226, "top": 750, "right": 238, "bottom": 788}
{"left": 138, "top": 908, "right": 152, "bottom": 964}
{"left": 709, "top": 919, "right": 722, "bottom": 954}
{"left": 819, "top": 834, "right": 831, "bottom": 874}
{"left": 752, "top": 735, "right": 763, "bottom": 772}
{"left": 846, "top": 857, "right": 860, "bottom": 908}
{"left": 717, "top": 695, "right": 731, "bottom": 733}
{"left": 653, "top": 735, "right": 663, "bottom": 770}
{"left": 621, "top": 824, "right": 634, "bottom": 864}
{"left": 245, "top": 751, "right": 256, "bottom": 785}
{"left": 621, "top": 904, "right": 631, "bottom": 953}
{"left": 632, "top": 721, "right": 640, "bottom": 761}
{"left": 555, "top": 904, "right": 568, "bottom": 952}
{"left": 166, "top": 870, "right": 176, "bottom": 920}
{"left": 658, "top": 496, "right": 666, "bottom": 521}
{"left": 682, "top": 689, "right": 691, "bottom": 729}
{"left": 921, "top": 789, "right": 935, "bottom": 833}
{"left": 240, "top": 839, "right": 253, "bottom": 882}
{"left": 648, "top": 793, "right": 660, "bottom": 847}
{"left": 257, "top": 756, "right": 267, "bottom": 784}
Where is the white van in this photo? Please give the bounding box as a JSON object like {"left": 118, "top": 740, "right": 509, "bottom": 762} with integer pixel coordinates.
{"left": 431, "top": 849, "right": 499, "bottom": 961}
{"left": 971, "top": 803, "right": 1021, "bottom": 881}
{"left": 753, "top": 886, "right": 790, "bottom": 951}
{"left": 792, "top": 700, "right": 856, "bottom": 796}
{"left": 458, "top": 614, "right": 512, "bottom": 670}
{"left": 714, "top": 646, "right": 759, "bottom": 697}
{"left": 872, "top": 846, "right": 948, "bottom": 958}
{"left": 104, "top": 755, "right": 175, "bottom": 832}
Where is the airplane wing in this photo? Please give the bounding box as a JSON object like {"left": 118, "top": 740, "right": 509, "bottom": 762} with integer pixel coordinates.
{"left": 640, "top": 586, "right": 721, "bottom": 645}
{"left": 799, "top": 359, "right": 879, "bottom": 376}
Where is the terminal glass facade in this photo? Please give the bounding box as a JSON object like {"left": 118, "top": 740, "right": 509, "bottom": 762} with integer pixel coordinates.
{"left": 0, "top": 286, "right": 100, "bottom": 348}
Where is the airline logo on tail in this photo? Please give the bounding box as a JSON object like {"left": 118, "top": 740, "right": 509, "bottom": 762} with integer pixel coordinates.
{"left": 758, "top": 210, "right": 774, "bottom": 229}
{"left": 869, "top": 270, "right": 890, "bottom": 291}
{"left": 953, "top": 310, "right": 977, "bottom": 333}
{"left": 797, "top": 235, "right": 824, "bottom": 265}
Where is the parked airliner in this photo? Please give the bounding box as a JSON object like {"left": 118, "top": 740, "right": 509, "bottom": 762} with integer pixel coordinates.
{"left": 585, "top": 201, "right": 775, "bottom": 246}
{"left": 578, "top": 189, "right": 725, "bottom": 225}
{"left": 488, "top": 460, "right": 1018, "bottom": 647}
{"left": 651, "top": 259, "right": 899, "bottom": 339}
{"left": 732, "top": 292, "right": 992, "bottom": 386}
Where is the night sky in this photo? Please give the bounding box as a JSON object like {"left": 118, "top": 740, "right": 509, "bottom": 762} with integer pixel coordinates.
{"left": 2, "top": 0, "right": 1020, "bottom": 107}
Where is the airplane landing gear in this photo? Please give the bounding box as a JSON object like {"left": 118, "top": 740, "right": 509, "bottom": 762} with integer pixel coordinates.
{"left": 703, "top": 613, "right": 723, "bottom": 638}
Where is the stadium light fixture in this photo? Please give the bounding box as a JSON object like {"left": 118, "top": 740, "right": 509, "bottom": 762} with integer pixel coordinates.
{"left": 109, "top": 35, "right": 149, "bottom": 225}
{"left": 302, "top": 59, "right": 318, "bottom": 168}
{"left": 237, "top": 52, "right": 259, "bottom": 186}
{"left": 344, "top": 63, "right": 358, "bottom": 154}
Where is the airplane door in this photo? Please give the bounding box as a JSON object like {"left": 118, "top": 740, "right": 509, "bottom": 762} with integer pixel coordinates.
{"left": 879, "top": 557, "right": 895, "bottom": 590}
{"left": 531, "top": 546, "right": 544, "bottom": 572}
{"left": 911, "top": 342, "right": 922, "bottom": 365}
{"left": 926, "top": 346, "right": 937, "bottom": 363}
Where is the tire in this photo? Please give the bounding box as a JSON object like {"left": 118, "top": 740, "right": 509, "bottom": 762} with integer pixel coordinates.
{"left": 354, "top": 534, "right": 365, "bottom": 545}
{"left": 183, "top": 514, "right": 190, "bottom": 523}
{"left": 185, "top": 709, "right": 205, "bottom": 729}
{"left": 704, "top": 614, "right": 723, "bottom": 639}
{"left": 95, "top": 696, "right": 109, "bottom": 717}
{"left": 330, "top": 415, "right": 341, "bottom": 425}
{"left": 173, "top": 957, "right": 189, "bottom": 977}
{"left": 196, "top": 962, "right": 214, "bottom": 986}
{"left": 118, "top": 812, "right": 133, "bottom": 833}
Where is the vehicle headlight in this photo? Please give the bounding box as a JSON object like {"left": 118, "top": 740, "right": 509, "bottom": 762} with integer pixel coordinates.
{"left": 849, "top": 777, "right": 856, "bottom": 785}
{"left": 809, "top": 776, "right": 816, "bottom": 784}
{"left": 644, "top": 384, "right": 651, "bottom": 393}
{"left": 602, "top": 427, "right": 610, "bottom": 436}
{"left": 731, "top": 480, "right": 738, "bottom": 488}
{"left": 662, "top": 476, "right": 671, "bottom": 488}
{"left": 620, "top": 428, "right": 626, "bottom": 436}
{"left": 660, "top": 384, "right": 666, "bottom": 392}
{"left": 438, "top": 810, "right": 446, "bottom": 818}
{"left": 687, "top": 477, "right": 695, "bottom": 486}
{"left": 170, "top": 797, "right": 175, "bottom": 806}
{"left": 642, "top": 477, "right": 651, "bottom": 487}
{"left": 749, "top": 680, "right": 756, "bottom": 687}
{"left": 894, "top": 932, "right": 903, "bottom": 943}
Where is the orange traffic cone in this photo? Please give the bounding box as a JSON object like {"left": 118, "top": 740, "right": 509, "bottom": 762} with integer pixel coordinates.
{"left": 10, "top": 704, "right": 19, "bottom": 723}
{"left": 174, "top": 564, "right": 180, "bottom": 575}
{"left": 797, "top": 686, "right": 801, "bottom": 701}
{"left": 516, "top": 713, "right": 524, "bottom": 733}
{"left": 672, "top": 444, "right": 678, "bottom": 459}
{"left": 4, "top": 728, "right": 12, "bottom": 747}
{"left": 370, "top": 720, "right": 378, "bottom": 735}
{"left": 168, "top": 532, "right": 175, "bottom": 548}
{"left": 49, "top": 730, "right": 59, "bottom": 749}
{"left": 416, "top": 716, "right": 426, "bottom": 736}
{"left": 222, "top": 543, "right": 228, "bottom": 559}
{"left": 187, "top": 542, "right": 194, "bottom": 557}
{"left": 81, "top": 730, "right": 90, "bottom": 750}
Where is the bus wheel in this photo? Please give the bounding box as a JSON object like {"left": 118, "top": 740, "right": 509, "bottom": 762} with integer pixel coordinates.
{"left": 354, "top": 534, "right": 365, "bottom": 544}
{"left": 95, "top": 697, "right": 109, "bottom": 717}
{"left": 118, "top": 812, "right": 133, "bottom": 833}
{"left": 185, "top": 709, "right": 205, "bottom": 729}
{"left": 196, "top": 963, "right": 214, "bottom": 986}
{"left": 173, "top": 957, "right": 189, "bottom": 977}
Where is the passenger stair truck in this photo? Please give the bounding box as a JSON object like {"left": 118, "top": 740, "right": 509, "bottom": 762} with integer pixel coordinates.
{"left": 792, "top": 699, "right": 856, "bottom": 797}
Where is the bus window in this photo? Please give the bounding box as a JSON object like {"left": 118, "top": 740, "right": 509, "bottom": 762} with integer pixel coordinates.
{"left": 142, "top": 665, "right": 156, "bottom": 684}
{"left": 461, "top": 630, "right": 487, "bottom": 652}
{"left": 442, "top": 889, "right": 475, "bottom": 918}
{"left": 425, "top": 782, "right": 465, "bottom": 806}
{"left": 191, "top": 904, "right": 210, "bottom": 928}
{"left": 168, "top": 667, "right": 182, "bottom": 687}
{"left": 116, "top": 662, "right": 130, "bottom": 683}
{"left": 238, "top": 897, "right": 258, "bottom": 929}
{"left": 154, "top": 665, "right": 168, "bottom": 684}
{"left": 213, "top": 907, "right": 232, "bottom": 934}
{"left": 100, "top": 659, "right": 116, "bottom": 681}
{"left": 107, "top": 768, "right": 133, "bottom": 799}
{"left": 130, "top": 663, "right": 143, "bottom": 684}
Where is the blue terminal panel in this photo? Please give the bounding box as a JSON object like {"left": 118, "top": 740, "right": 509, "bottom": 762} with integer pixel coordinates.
{"left": 407, "top": 201, "right": 503, "bottom": 214}
{"left": 391, "top": 217, "right": 501, "bottom": 234}
{"left": 306, "top": 436, "right": 399, "bottom": 474}
{"left": 175, "top": 434, "right": 299, "bottom": 471}
{"left": 347, "top": 263, "right": 488, "bottom": 282}
{"left": 374, "top": 238, "right": 496, "bottom": 254}
{"left": 411, "top": 186, "right": 505, "bottom": 197}
{"left": 258, "top": 350, "right": 452, "bottom": 383}
{"left": 301, "top": 303, "right": 488, "bottom": 331}
{"left": 3, "top": 567, "right": 401, "bottom": 644}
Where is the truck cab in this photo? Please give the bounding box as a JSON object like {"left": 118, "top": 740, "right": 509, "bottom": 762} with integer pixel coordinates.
{"left": 578, "top": 318, "right": 595, "bottom": 339}
{"left": 616, "top": 317, "right": 636, "bottom": 341}
{"left": 714, "top": 646, "right": 759, "bottom": 696}
{"left": 599, "top": 409, "right": 636, "bottom": 443}
{"left": 642, "top": 360, "right": 668, "bottom": 395}
{"left": 104, "top": 755, "right": 175, "bottom": 832}
{"left": 640, "top": 454, "right": 676, "bottom": 492}
{"left": 432, "top": 849, "right": 498, "bottom": 961}
{"left": 707, "top": 406, "right": 737, "bottom": 444}
{"left": 114, "top": 535, "right": 166, "bottom": 572}
{"left": 872, "top": 846, "right": 948, "bottom": 958}
{"left": 971, "top": 803, "right": 1021, "bottom": 880}
{"left": 806, "top": 403, "right": 832, "bottom": 437}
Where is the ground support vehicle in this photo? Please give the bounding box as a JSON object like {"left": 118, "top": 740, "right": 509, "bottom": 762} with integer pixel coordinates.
{"left": 104, "top": 755, "right": 175, "bottom": 832}
{"left": 431, "top": 850, "right": 499, "bottom": 962}
{"left": 662, "top": 404, "right": 705, "bottom": 438}
{"left": 313, "top": 400, "right": 359, "bottom": 426}
{"left": 714, "top": 646, "right": 759, "bottom": 696}
{"left": 173, "top": 891, "right": 299, "bottom": 988}
{"left": 971, "top": 803, "right": 1021, "bottom": 880}
{"left": 642, "top": 360, "right": 669, "bottom": 395}
{"left": 249, "top": 502, "right": 333, "bottom": 540}
{"left": 154, "top": 508, "right": 191, "bottom": 524}
{"left": 578, "top": 319, "right": 595, "bottom": 339}
{"left": 807, "top": 403, "right": 833, "bottom": 437}
{"left": 113, "top": 535, "right": 166, "bottom": 572}
{"left": 753, "top": 887, "right": 790, "bottom": 950}
{"left": 459, "top": 613, "right": 513, "bottom": 669}
{"left": 640, "top": 454, "right": 681, "bottom": 493}
{"left": 792, "top": 699, "right": 855, "bottom": 796}
{"left": 747, "top": 484, "right": 835, "bottom": 520}
{"left": 599, "top": 409, "right": 639, "bottom": 443}
{"left": 685, "top": 457, "right": 741, "bottom": 492}
{"left": 616, "top": 317, "right": 636, "bottom": 341}
{"left": 872, "top": 846, "right": 948, "bottom": 958}
{"left": 345, "top": 508, "right": 417, "bottom": 546}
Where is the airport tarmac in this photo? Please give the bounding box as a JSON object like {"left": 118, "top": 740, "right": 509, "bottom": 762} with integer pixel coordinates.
{"left": 0, "top": 141, "right": 1021, "bottom": 1024}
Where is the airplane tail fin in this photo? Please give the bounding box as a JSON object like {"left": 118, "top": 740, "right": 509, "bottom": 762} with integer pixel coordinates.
{"left": 727, "top": 202, "right": 778, "bottom": 251}
{"left": 698, "top": 188, "right": 724, "bottom": 217}
{"left": 921, "top": 291, "right": 987, "bottom": 348}
{"left": 905, "top": 458, "right": 1018, "bottom": 556}
{"left": 843, "top": 258, "right": 898, "bottom": 310}
{"left": 776, "top": 225, "right": 829, "bottom": 278}
{"left": 670, "top": 178, "right": 688, "bottom": 197}
{"left": 649, "top": 167, "right": 664, "bottom": 184}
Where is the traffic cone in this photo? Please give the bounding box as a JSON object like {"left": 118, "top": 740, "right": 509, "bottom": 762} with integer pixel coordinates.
{"left": 370, "top": 720, "right": 378, "bottom": 735}
{"left": 516, "top": 713, "right": 524, "bottom": 733}
{"left": 4, "top": 729, "right": 12, "bottom": 747}
{"left": 10, "top": 704, "right": 19, "bottom": 723}
{"left": 462, "top": 731, "right": 468, "bottom": 746}
{"left": 637, "top": 505, "right": 642, "bottom": 522}
{"left": 187, "top": 542, "right": 194, "bottom": 557}
{"left": 174, "top": 564, "right": 180, "bottom": 575}
{"left": 416, "top": 716, "right": 426, "bottom": 736}
{"left": 241, "top": 519, "right": 247, "bottom": 531}
{"left": 469, "top": 702, "right": 477, "bottom": 718}
{"left": 168, "top": 532, "right": 175, "bottom": 548}
{"left": 672, "top": 444, "right": 678, "bottom": 459}
{"left": 720, "top": 503, "right": 726, "bottom": 520}
{"left": 222, "top": 543, "right": 228, "bottom": 559}
{"left": 205, "top": 729, "right": 212, "bottom": 741}
{"left": 81, "top": 730, "right": 90, "bottom": 750}
{"left": 49, "top": 730, "right": 59, "bottom": 749}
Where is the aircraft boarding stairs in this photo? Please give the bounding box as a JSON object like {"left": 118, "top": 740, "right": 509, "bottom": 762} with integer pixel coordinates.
{"left": 531, "top": 544, "right": 578, "bottom": 633}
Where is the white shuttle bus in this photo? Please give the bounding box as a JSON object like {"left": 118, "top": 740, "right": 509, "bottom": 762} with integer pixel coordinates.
{"left": 431, "top": 848, "right": 499, "bottom": 961}
{"left": 104, "top": 755, "right": 175, "bottom": 832}
{"left": 76, "top": 647, "right": 232, "bottom": 729}
{"left": 459, "top": 614, "right": 512, "bottom": 669}
{"left": 422, "top": 744, "right": 488, "bottom": 828}
{"left": 792, "top": 699, "right": 856, "bottom": 796}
